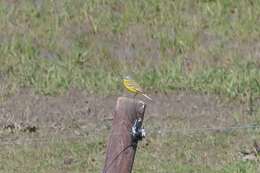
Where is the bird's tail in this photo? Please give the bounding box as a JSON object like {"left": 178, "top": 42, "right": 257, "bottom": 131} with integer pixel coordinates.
{"left": 141, "top": 93, "right": 153, "bottom": 101}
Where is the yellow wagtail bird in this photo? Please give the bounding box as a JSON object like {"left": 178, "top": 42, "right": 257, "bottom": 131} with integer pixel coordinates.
{"left": 123, "top": 76, "right": 152, "bottom": 101}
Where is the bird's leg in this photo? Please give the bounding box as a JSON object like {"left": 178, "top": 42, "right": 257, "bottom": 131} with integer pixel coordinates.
{"left": 133, "top": 93, "right": 137, "bottom": 101}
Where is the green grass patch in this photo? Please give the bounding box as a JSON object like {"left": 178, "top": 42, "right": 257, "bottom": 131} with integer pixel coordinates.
{"left": 2, "top": 130, "right": 260, "bottom": 173}
{"left": 0, "top": 0, "right": 259, "bottom": 99}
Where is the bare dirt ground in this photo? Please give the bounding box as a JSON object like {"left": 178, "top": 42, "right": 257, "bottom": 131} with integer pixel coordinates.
{"left": 0, "top": 88, "right": 257, "bottom": 144}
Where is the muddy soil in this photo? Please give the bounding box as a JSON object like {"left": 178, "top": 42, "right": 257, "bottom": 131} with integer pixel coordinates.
{"left": 0, "top": 88, "right": 258, "bottom": 143}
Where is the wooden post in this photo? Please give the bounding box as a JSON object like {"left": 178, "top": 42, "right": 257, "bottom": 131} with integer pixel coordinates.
{"left": 102, "top": 97, "right": 146, "bottom": 173}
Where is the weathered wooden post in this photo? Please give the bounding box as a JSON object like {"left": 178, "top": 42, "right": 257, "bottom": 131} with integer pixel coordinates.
{"left": 102, "top": 97, "right": 146, "bottom": 173}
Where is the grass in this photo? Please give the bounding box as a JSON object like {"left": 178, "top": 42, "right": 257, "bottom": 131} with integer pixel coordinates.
{"left": 0, "top": 136, "right": 105, "bottom": 173}
{"left": 0, "top": 0, "right": 259, "bottom": 99}
{"left": 0, "top": 0, "right": 260, "bottom": 172}
{"left": 1, "top": 129, "right": 260, "bottom": 173}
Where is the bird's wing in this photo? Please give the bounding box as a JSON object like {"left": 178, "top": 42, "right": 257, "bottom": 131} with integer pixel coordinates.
{"left": 126, "top": 80, "right": 143, "bottom": 93}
